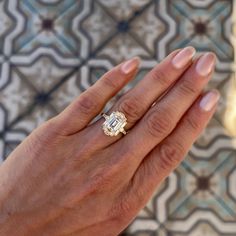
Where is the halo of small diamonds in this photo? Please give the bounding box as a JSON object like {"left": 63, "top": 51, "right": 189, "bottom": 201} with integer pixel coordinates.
{"left": 102, "top": 111, "right": 127, "bottom": 136}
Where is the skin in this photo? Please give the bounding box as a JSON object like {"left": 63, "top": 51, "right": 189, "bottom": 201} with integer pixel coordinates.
{"left": 0, "top": 48, "right": 218, "bottom": 236}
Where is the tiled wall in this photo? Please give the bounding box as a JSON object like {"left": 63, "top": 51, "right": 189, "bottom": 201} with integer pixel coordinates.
{"left": 0, "top": 1, "right": 235, "bottom": 235}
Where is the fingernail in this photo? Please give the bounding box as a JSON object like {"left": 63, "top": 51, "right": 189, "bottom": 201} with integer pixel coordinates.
{"left": 196, "top": 53, "right": 216, "bottom": 76}
{"left": 172, "top": 46, "right": 196, "bottom": 69}
{"left": 121, "top": 57, "right": 140, "bottom": 74}
{"left": 200, "top": 90, "right": 220, "bottom": 111}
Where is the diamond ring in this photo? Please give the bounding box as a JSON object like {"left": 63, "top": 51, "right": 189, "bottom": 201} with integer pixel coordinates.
{"left": 102, "top": 111, "right": 127, "bottom": 137}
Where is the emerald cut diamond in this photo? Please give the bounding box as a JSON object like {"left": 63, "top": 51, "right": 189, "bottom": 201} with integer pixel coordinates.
{"left": 102, "top": 111, "right": 127, "bottom": 136}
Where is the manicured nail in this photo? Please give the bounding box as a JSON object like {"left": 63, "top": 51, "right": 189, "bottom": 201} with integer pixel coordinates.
{"left": 200, "top": 90, "right": 220, "bottom": 111}
{"left": 121, "top": 57, "right": 140, "bottom": 74}
{"left": 196, "top": 53, "right": 216, "bottom": 76}
{"left": 172, "top": 46, "right": 196, "bottom": 69}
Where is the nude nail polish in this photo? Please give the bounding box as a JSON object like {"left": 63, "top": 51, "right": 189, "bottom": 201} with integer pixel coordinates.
{"left": 121, "top": 57, "right": 140, "bottom": 74}
{"left": 172, "top": 46, "right": 196, "bottom": 69}
{"left": 199, "top": 90, "right": 220, "bottom": 111}
{"left": 196, "top": 53, "right": 216, "bottom": 77}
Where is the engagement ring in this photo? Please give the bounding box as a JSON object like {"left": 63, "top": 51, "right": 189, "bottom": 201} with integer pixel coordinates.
{"left": 102, "top": 111, "right": 127, "bottom": 137}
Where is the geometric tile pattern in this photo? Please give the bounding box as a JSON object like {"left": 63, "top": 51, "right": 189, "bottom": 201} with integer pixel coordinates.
{"left": 0, "top": 0, "right": 235, "bottom": 235}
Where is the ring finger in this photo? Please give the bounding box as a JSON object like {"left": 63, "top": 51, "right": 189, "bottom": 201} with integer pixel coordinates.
{"left": 87, "top": 46, "right": 196, "bottom": 147}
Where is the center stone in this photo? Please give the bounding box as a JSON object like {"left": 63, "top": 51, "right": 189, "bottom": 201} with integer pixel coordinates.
{"left": 102, "top": 111, "right": 127, "bottom": 136}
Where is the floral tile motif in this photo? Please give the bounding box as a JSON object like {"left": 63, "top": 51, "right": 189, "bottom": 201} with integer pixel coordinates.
{"left": 81, "top": 0, "right": 117, "bottom": 52}
{"left": 14, "top": 0, "right": 83, "bottom": 58}
{"left": 98, "top": 0, "right": 150, "bottom": 21}
{"left": 0, "top": 0, "right": 236, "bottom": 235}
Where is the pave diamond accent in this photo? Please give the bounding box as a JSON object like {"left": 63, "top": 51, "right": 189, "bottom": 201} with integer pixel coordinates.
{"left": 102, "top": 111, "right": 127, "bottom": 136}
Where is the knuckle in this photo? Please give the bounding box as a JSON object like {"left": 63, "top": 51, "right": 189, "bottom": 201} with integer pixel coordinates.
{"left": 116, "top": 199, "right": 132, "bottom": 216}
{"left": 88, "top": 171, "right": 111, "bottom": 194}
{"left": 158, "top": 141, "right": 186, "bottom": 171}
{"left": 118, "top": 98, "right": 144, "bottom": 123}
{"left": 102, "top": 76, "right": 118, "bottom": 90}
{"left": 179, "top": 79, "right": 198, "bottom": 96}
{"left": 145, "top": 110, "right": 173, "bottom": 137}
{"left": 150, "top": 68, "right": 172, "bottom": 87}
{"left": 93, "top": 172, "right": 111, "bottom": 189}
{"left": 109, "top": 196, "right": 134, "bottom": 222}
{"left": 76, "top": 92, "right": 97, "bottom": 114}
{"left": 184, "top": 115, "right": 201, "bottom": 131}
{"left": 130, "top": 174, "right": 150, "bottom": 207}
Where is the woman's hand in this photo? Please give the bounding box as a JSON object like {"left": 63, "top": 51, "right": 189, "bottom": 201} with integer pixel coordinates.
{"left": 0, "top": 47, "right": 219, "bottom": 236}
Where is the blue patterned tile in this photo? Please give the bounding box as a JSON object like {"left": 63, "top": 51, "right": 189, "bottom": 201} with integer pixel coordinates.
{"left": 0, "top": 0, "right": 235, "bottom": 235}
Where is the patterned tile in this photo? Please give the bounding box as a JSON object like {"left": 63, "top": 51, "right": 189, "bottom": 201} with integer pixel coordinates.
{"left": 0, "top": 0, "right": 235, "bottom": 235}
{"left": 14, "top": 0, "right": 83, "bottom": 59}
{"left": 98, "top": 0, "right": 150, "bottom": 20}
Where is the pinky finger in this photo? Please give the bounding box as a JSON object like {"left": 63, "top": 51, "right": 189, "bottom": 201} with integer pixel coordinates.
{"left": 129, "top": 90, "right": 220, "bottom": 203}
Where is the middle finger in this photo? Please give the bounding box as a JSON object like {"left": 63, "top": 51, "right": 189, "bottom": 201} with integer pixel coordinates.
{"left": 86, "top": 46, "right": 196, "bottom": 147}
{"left": 117, "top": 52, "right": 216, "bottom": 166}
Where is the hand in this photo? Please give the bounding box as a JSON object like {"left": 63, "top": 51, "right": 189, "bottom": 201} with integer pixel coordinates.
{"left": 0, "top": 47, "right": 219, "bottom": 236}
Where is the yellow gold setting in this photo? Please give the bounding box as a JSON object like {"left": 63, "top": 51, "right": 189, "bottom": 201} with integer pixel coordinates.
{"left": 102, "top": 111, "right": 127, "bottom": 137}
